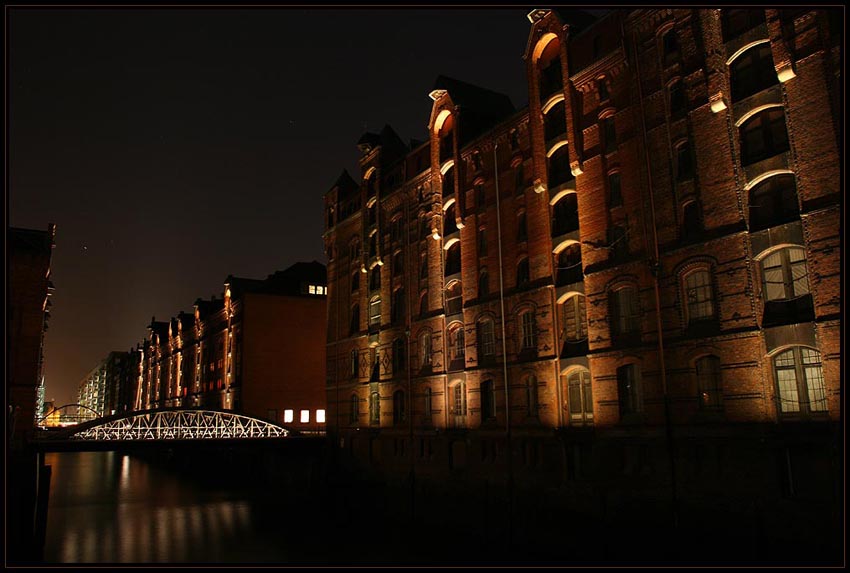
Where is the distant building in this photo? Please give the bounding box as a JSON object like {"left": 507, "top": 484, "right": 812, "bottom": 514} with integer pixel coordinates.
{"left": 35, "top": 378, "right": 45, "bottom": 426}
{"left": 77, "top": 351, "right": 131, "bottom": 417}
{"left": 133, "top": 261, "right": 328, "bottom": 430}
{"left": 8, "top": 224, "right": 55, "bottom": 445}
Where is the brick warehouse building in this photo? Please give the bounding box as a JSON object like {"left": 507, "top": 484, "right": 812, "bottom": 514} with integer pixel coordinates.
{"left": 322, "top": 8, "right": 841, "bottom": 561}
{"left": 130, "top": 261, "right": 328, "bottom": 429}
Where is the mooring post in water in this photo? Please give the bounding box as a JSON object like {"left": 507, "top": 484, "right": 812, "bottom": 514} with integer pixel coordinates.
{"left": 34, "top": 451, "right": 52, "bottom": 562}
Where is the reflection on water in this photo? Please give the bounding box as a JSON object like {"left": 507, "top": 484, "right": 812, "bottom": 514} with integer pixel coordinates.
{"left": 43, "top": 451, "right": 292, "bottom": 564}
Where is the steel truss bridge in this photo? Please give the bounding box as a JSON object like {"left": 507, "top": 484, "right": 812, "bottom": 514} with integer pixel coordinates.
{"left": 37, "top": 408, "right": 294, "bottom": 444}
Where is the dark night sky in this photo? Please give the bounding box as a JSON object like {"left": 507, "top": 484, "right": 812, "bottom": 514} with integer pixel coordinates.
{"left": 9, "top": 7, "right": 602, "bottom": 406}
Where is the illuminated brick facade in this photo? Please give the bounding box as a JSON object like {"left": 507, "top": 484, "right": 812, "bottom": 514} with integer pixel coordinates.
{"left": 131, "top": 261, "right": 328, "bottom": 429}
{"left": 322, "top": 8, "right": 841, "bottom": 494}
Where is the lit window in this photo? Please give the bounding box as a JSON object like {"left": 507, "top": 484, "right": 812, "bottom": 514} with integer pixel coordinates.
{"left": 309, "top": 285, "right": 316, "bottom": 294}
{"left": 567, "top": 369, "right": 593, "bottom": 424}
{"left": 684, "top": 269, "right": 715, "bottom": 323}
{"left": 610, "top": 286, "right": 640, "bottom": 338}
{"left": 300, "top": 410, "right": 310, "bottom": 423}
{"left": 774, "top": 347, "right": 827, "bottom": 416}
{"left": 477, "top": 319, "right": 496, "bottom": 360}
{"left": 520, "top": 311, "right": 537, "bottom": 350}
{"left": 762, "top": 247, "right": 809, "bottom": 301}
{"left": 284, "top": 409, "right": 294, "bottom": 423}
{"left": 316, "top": 409, "right": 326, "bottom": 423}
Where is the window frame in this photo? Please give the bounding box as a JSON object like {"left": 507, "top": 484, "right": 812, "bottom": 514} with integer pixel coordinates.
{"left": 773, "top": 346, "right": 828, "bottom": 417}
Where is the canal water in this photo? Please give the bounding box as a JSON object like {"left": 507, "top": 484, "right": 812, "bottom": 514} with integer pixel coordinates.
{"left": 42, "top": 450, "right": 340, "bottom": 564}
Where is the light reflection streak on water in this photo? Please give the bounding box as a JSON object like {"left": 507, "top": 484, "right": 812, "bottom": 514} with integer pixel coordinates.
{"left": 44, "top": 452, "right": 289, "bottom": 564}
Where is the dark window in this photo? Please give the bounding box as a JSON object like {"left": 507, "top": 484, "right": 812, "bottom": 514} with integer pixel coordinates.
{"left": 445, "top": 242, "right": 461, "bottom": 276}
{"left": 367, "top": 203, "right": 377, "bottom": 226}
{"left": 444, "top": 203, "right": 458, "bottom": 236}
{"left": 603, "top": 117, "right": 617, "bottom": 154}
{"left": 567, "top": 369, "right": 594, "bottom": 424}
{"left": 662, "top": 29, "right": 679, "bottom": 67}
{"left": 544, "top": 100, "right": 567, "bottom": 143}
{"left": 481, "top": 380, "right": 496, "bottom": 420}
{"left": 475, "top": 183, "right": 485, "bottom": 209}
{"left": 424, "top": 387, "right": 433, "bottom": 418}
{"left": 392, "top": 338, "right": 405, "bottom": 374}
{"left": 368, "top": 296, "right": 381, "bottom": 327}
{"left": 774, "top": 347, "right": 827, "bottom": 416}
{"left": 676, "top": 143, "right": 694, "bottom": 181}
{"left": 682, "top": 201, "right": 702, "bottom": 240}
{"left": 696, "top": 356, "right": 723, "bottom": 411}
{"left": 449, "top": 325, "right": 465, "bottom": 363}
{"left": 510, "top": 130, "right": 520, "bottom": 150}
{"left": 369, "top": 233, "right": 377, "bottom": 258}
{"left": 442, "top": 166, "right": 455, "bottom": 197}
{"left": 370, "top": 267, "right": 381, "bottom": 291}
{"left": 393, "top": 391, "right": 406, "bottom": 425}
{"left": 419, "top": 291, "right": 428, "bottom": 317}
{"left": 552, "top": 193, "right": 579, "bottom": 237}
{"left": 617, "top": 364, "right": 642, "bottom": 418}
{"left": 730, "top": 43, "right": 778, "bottom": 102}
{"left": 350, "top": 305, "right": 360, "bottom": 334}
{"left": 517, "top": 258, "right": 530, "bottom": 288}
{"left": 479, "top": 270, "right": 489, "bottom": 297}
{"left": 478, "top": 228, "right": 487, "bottom": 255}
{"left": 526, "top": 375, "right": 538, "bottom": 416}
{"left": 515, "top": 163, "right": 525, "bottom": 194}
{"left": 669, "top": 80, "right": 685, "bottom": 116}
{"left": 739, "top": 107, "right": 790, "bottom": 166}
{"left": 391, "top": 288, "right": 405, "bottom": 324}
{"left": 684, "top": 269, "right": 715, "bottom": 323}
{"left": 392, "top": 252, "right": 403, "bottom": 277}
{"left": 608, "top": 225, "right": 628, "bottom": 260}
{"left": 609, "top": 172, "right": 622, "bottom": 207}
{"left": 722, "top": 9, "right": 766, "bottom": 42}
{"left": 349, "top": 394, "right": 359, "bottom": 423}
{"left": 351, "top": 272, "right": 360, "bottom": 292}
{"left": 539, "top": 54, "right": 563, "bottom": 100}
{"left": 472, "top": 152, "right": 482, "bottom": 172}
{"left": 599, "top": 78, "right": 609, "bottom": 102}
{"left": 749, "top": 174, "right": 800, "bottom": 231}
{"left": 420, "top": 252, "right": 428, "bottom": 280}
{"left": 517, "top": 212, "right": 528, "bottom": 242}
{"left": 556, "top": 244, "right": 583, "bottom": 286}
{"left": 547, "top": 145, "right": 572, "bottom": 188}
{"left": 610, "top": 287, "right": 640, "bottom": 338}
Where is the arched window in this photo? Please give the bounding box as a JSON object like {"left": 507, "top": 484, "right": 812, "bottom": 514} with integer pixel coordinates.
{"left": 617, "top": 363, "right": 642, "bottom": 418}
{"left": 608, "top": 172, "right": 622, "bottom": 207}
{"left": 478, "top": 227, "right": 487, "bottom": 255}
{"left": 548, "top": 144, "right": 572, "bottom": 188}
{"left": 544, "top": 99, "right": 567, "bottom": 144}
{"left": 562, "top": 294, "right": 588, "bottom": 342}
{"left": 566, "top": 369, "right": 593, "bottom": 425}
{"left": 515, "top": 162, "right": 525, "bottom": 194}
{"left": 537, "top": 36, "right": 563, "bottom": 101}
{"left": 442, "top": 165, "right": 455, "bottom": 197}
{"left": 762, "top": 247, "right": 809, "bottom": 301}
{"left": 662, "top": 28, "right": 679, "bottom": 66}
{"left": 445, "top": 242, "right": 461, "bottom": 276}
{"left": 730, "top": 42, "right": 778, "bottom": 102}
{"left": 419, "top": 290, "right": 428, "bottom": 317}
{"left": 555, "top": 244, "right": 582, "bottom": 286}
{"left": 749, "top": 174, "right": 799, "bottom": 231}
{"left": 350, "top": 304, "right": 360, "bottom": 335}
{"left": 696, "top": 355, "right": 723, "bottom": 410}
{"left": 444, "top": 203, "right": 458, "bottom": 236}
{"left": 448, "top": 324, "right": 465, "bottom": 367}
{"left": 419, "top": 331, "right": 432, "bottom": 368}
{"left": 419, "top": 251, "right": 428, "bottom": 279}
{"left": 392, "top": 251, "right": 403, "bottom": 277}
{"left": 525, "top": 375, "right": 538, "bottom": 416}
{"left": 351, "top": 271, "right": 360, "bottom": 292}
{"left": 681, "top": 201, "right": 702, "bottom": 241}
{"left": 477, "top": 319, "right": 496, "bottom": 362}
{"left": 451, "top": 381, "right": 467, "bottom": 428}
{"left": 370, "top": 267, "right": 381, "bottom": 291}
{"left": 445, "top": 281, "right": 462, "bottom": 316}
{"left": 391, "top": 288, "right": 404, "bottom": 324}
{"left": 370, "top": 391, "right": 380, "bottom": 425}
{"left": 603, "top": 116, "right": 617, "bottom": 154}
{"left": 479, "top": 269, "right": 489, "bottom": 297}
{"left": 683, "top": 268, "right": 716, "bottom": 324}
{"left": 350, "top": 349, "right": 359, "bottom": 378}
{"left": 481, "top": 379, "right": 496, "bottom": 420}
{"left": 367, "top": 202, "right": 377, "bottom": 226}
{"left": 517, "top": 211, "right": 528, "bottom": 243}
{"left": 598, "top": 77, "right": 609, "bottom": 102}
{"left": 369, "top": 296, "right": 381, "bottom": 328}
{"left": 774, "top": 347, "right": 827, "bottom": 416}
{"left": 520, "top": 311, "right": 537, "bottom": 351}
{"left": 392, "top": 338, "right": 405, "bottom": 374}
{"left": 517, "top": 258, "right": 530, "bottom": 288}
{"left": 552, "top": 193, "right": 579, "bottom": 237}
{"left": 610, "top": 286, "right": 640, "bottom": 341}
{"left": 668, "top": 79, "right": 685, "bottom": 116}
{"left": 393, "top": 390, "right": 406, "bottom": 425}
{"left": 349, "top": 393, "right": 359, "bottom": 424}
{"left": 739, "top": 107, "right": 790, "bottom": 166}
{"left": 475, "top": 182, "right": 485, "bottom": 208}
{"left": 676, "top": 142, "right": 694, "bottom": 182}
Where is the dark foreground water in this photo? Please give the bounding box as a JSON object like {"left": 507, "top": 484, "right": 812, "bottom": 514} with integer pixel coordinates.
{"left": 43, "top": 451, "right": 324, "bottom": 564}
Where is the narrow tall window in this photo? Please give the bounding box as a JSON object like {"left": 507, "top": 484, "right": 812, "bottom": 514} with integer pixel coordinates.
{"left": 349, "top": 394, "right": 359, "bottom": 424}
{"left": 515, "top": 162, "right": 525, "bottom": 194}
{"left": 392, "top": 251, "right": 403, "bottom": 277}
{"left": 562, "top": 295, "right": 588, "bottom": 342}
{"left": 517, "top": 258, "right": 530, "bottom": 288}
{"left": 370, "top": 267, "right": 381, "bottom": 291}
{"left": 424, "top": 387, "right": 432, "bottom": 418}
{"left": 526, "top": 375, "right": 538, "bottom": 416}
{"left": 603, "top": 116, "right": 617, "bottom": 154}
{"left": 611, "top": 287, "right": 640, "bottom": 338}
{"left": 479, "top": 270, "right": 489, "bottom": 297}
{"left": 617, "top": 364, "right": 642, "bottom": 418}
{"left": 350, "top": 349, "right": 358, "bottom": 378}
{"left": 369, "top": 296, "right": 381, "bottom": 327}
{"left": 517, "top": 212, "right": 528, "bottom": 242}
{"left": 682, "top": 201, "right": 702, "bottom": 241}
{"left": 598, "top": 78, "right": 609, "bottom": 102}
{"left": 521, "top": 311, "right": 537, "bottom": 351}
{"left": 476, "top": 183, "right": 485, "bottom": 209}
{"left": 696, "top": 356, "right": 723, "bottom": 410}
{"left": 478, "top": 319, "right": 496, "bottom": 360}
{"left": 393, "top": 390, "right": 406, "bottom": 425}
{"left": 449, "top": 325, "right": 465, "bottom": 363}
{"left": 351, "top": 272, "right": 360, "bottom": 292}
{"left": 608, "top": 172, "right": 622, "bottom": 207}
{"left": 370, "top": 391, "right": 380, "bottom": 425}
{"left": 676, "top": 143, "right": 693, "bottom": 181}
{"left": 350, "top": 305, "right": 360, "bottom": 335}
{"left": 445, "top": 242, "right": 461, "bottom": 276}
{"left": 445, "top": 282, "right": 462, "bottom": 315}
{"left": 419, "top": 332, "right": 432, "bottom": 368}
{"left": 481, "top": 380, "right": 496, "bottom": 420}
{"left": 478, "top": 228, "right": 487, "bottom": 255}
{"left": 567, "top": 369, "right": 594, "bottom": 424}
{"left": 662, "top": 29, "right": 679, "bottom": 66}
{"left": 391, "top": 288, "right": 404, "bottom": 324}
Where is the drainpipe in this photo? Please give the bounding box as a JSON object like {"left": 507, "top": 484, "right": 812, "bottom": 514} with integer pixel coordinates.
{"left": 405, "top": 196, "right": 415, "bottom": 523}
{"left": 493, "top": 141, "right": 514, "bottom": 548}
{"left": 631, "top": 27, "right": 678, "bottom": 529}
